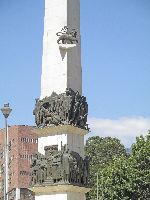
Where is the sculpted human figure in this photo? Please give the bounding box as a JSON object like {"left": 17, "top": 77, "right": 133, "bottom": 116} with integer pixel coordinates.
{"left": 70, "top": 91, "right": 80, "bottom": 125}
{"left": 41, "top": 106, "right": 50, "bottom": 126}
{"left": 78, "top": 158, "right": 84, "bottom": 184}
{"left": 83, "top": 156, "right": 89, "bottom": 185}
{"left": 39, "top": 108, "right": 44, "bottom": 126}
{"left": 52, "top": 151, "right": 62, "bottom": 182}
{"left": 78, "top": 105, "right": 88, "bottom": 128}
{"left": 31, "top": 153, "right": 40, "bottom": 185}
{"left": 30, "top": 153, "right": 45, "bottom": 185}
{"left": 70, "top": 158, "right": 78, "bottom": 183}
{"left": 40, "top": 157, "right": 47, "bottom": 183}
{"left": 62, "top": 149, "right": 71, "bottom": 183}
{"left": 45, "top": 148, "right": 54, "bottom": 180}
{"left": 31, "top": 170, "right": 37, "bottom": 185}
{"left": 33, "top": 99, "right": 42, "bottom": 127}
{"left": 36, "top": 157, "right": 43, "bottom": 184}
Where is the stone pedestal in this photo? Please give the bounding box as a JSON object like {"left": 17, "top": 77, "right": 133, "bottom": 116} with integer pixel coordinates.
{"left": 30, "top": 185, "right": 90, "bottom": 200}
{"left": 29, "top": 125, "right": 90, "bottom": 200}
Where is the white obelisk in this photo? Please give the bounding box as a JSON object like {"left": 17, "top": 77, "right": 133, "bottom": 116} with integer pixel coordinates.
{"left": 30, "top": 1, "right": 90, "bottom": 199}
{"left": 40, "top": 0, "right": 82, "bottom": 99}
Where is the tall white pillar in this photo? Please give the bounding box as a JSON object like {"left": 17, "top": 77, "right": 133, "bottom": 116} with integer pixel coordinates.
{"left": 30, "top": 0, "right": 90, "bottom": 199}
{"left": 40, "top": 0, "right": 82, "bottom": 99}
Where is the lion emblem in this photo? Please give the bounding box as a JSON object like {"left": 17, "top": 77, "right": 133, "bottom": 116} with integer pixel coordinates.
{"left": 56, "top": 26, "right": 78, "bottom": 44}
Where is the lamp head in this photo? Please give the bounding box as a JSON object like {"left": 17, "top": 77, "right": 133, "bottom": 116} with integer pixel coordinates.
{"left": 1, "top": 103, "right": 12, "bottom": 119}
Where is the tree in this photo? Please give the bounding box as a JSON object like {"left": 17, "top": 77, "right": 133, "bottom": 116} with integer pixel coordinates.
{"left": 85, "top": 136, "right": 126, "bottom": 200}
{"left": 97, "top": 132, "right": 150, "bottom": 200}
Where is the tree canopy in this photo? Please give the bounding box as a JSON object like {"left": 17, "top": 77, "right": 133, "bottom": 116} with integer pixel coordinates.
{"left": 94, "top": 132, "right": 150, "bottom": 200}
{"left": 85, "top": 136, "right": 126, "bottom": 199}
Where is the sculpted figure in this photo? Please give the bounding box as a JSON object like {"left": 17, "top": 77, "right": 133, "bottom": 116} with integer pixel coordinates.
{"left": 31, "top": 170, "right": 37, "bottom": 186}
{"left": 83, "top": 156, "right": 89, "bottom": 185}
{"left": 78, "top": 98, "right": 88, "bottom": 128}
{"left": 56, "top": 26, "right": 78, "bottom": 44}
{"left": 31, "top": 153, "right": 44, "bottom": 185}
{"left": 70, "top": 91, "right": 80, "bottom": 125}
{"left": 62, "top": 149, "right": 72, "bottom": 183}
{"left": 31, "top": 154, "right": 39, "bottom": 185}
{"left": 45, "top": 148, "right": 54, "bottom": 180}
{"left": 33, "top": 99, "right": 42, "bottom": 127}
{"left": 33, "top": 88, "right": 88, "bottom": 129}
{"left": 40, "top": 157, "right": 47, "bottom": 183}
{"left": 52, "top": 151, "right": 62, "bottom": 182}
{"left": 71, "top": 159, "right": 78, "bottom": 183}
{"left": 36, "top": 156, "right": 43, "bottom": 184}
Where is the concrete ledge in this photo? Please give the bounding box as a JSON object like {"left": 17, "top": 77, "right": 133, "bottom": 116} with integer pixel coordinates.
{"left": 59, "top": 44, "right": 77, "bottom": 50}
{"left": 29, "top": 185, "right": 91, "bottom": 195}
{"left": 32, "top": 125, "right": 88, "bottom": 138}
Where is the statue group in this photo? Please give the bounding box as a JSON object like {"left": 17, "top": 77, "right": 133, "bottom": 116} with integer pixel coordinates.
{"left": 30, "top": 145, "right": 89, "bottom": 187}
{"left": 33, "top": 88, "right": 89, "bottom": 130}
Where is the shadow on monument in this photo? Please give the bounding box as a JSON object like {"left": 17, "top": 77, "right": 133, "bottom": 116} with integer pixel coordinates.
{"left": 59, "top": 49, "right": 67, "bottom": 60}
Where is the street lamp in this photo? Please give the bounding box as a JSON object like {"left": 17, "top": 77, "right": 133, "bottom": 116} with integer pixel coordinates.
{"left": 1, "top": 103, "right": 12, "bottom": 200}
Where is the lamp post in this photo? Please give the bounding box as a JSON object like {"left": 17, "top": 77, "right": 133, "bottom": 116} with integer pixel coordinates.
{"left": 97, "top": 172, "right": 99, "bottom": 200}
{"left": 1, "top": 103, "right": 12, "bottom": 200}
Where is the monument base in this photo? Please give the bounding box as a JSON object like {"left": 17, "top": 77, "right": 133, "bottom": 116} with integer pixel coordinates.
{"left": 35, "top": 193, "right": 85, "bottom": 200}
{"left": 29, "top": 185, "right": 90, "bottom": 200}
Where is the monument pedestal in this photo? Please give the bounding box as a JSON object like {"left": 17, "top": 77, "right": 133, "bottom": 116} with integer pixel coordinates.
{"left": 33, "top": 125, "right": 88, "bottom": 157}
{"left": 29, "top": 125, "right": 90, "bottom": 200}
{"left": 30, "top": 185, "right": 90, "bottom": 200}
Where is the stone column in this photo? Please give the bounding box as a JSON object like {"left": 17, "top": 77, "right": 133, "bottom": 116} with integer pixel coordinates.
{"left": 40, "top": 0, "right": 82, "bottom": 99}
{"left": 30, "top": 0, "right": 90, "bottom": 199}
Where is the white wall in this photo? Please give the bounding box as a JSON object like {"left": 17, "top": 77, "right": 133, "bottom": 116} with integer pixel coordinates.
{"left": 35, "top": 193, "right": 67, "bottom": 200}
{"left": 35, "top": 192, "right": 86, "bottom": 200}
{"left": 38, "top": 133, "right": 84, "bottom": 157}
{"left": 38, "top": 134, "right": 67, "bottom": 155}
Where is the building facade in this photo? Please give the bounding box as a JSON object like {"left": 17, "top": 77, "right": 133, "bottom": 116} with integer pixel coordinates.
{"left": 0, "top": 125, "right": 38, "bottom": 199}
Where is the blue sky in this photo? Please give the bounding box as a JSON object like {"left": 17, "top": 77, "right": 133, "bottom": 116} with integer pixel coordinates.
{"left": 0, "top": 0, "right": 150, "bottom": 146}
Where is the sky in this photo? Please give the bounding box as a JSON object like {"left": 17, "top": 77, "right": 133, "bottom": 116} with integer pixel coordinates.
{"left": 0, "top": 0, "right": 150, "bottom": 147}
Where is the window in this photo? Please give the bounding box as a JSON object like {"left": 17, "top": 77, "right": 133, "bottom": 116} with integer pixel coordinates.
{"left": 20, "top": 171, "right": 31, "bottom": 176}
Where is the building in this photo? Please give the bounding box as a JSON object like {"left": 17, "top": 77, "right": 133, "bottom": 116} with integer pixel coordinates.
{"left": 0, "top": 125, "right": 38, "bottom": 199}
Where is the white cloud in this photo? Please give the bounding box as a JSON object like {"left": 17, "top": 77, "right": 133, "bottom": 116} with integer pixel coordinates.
{"left": 87, "top": 117, "right": 150, "bottom": 147}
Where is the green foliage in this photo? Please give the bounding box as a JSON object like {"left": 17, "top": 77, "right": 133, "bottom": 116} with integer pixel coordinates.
{"left": 97, "top": 132, "right": 150, "bottom": 200}
{"left": 85, "top": 136, "right": 126, "bottom": 200}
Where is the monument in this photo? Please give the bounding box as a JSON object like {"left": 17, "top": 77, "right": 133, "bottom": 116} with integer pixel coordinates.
{"left": 29, "top": 0, "right": 90, "bottom": 199}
